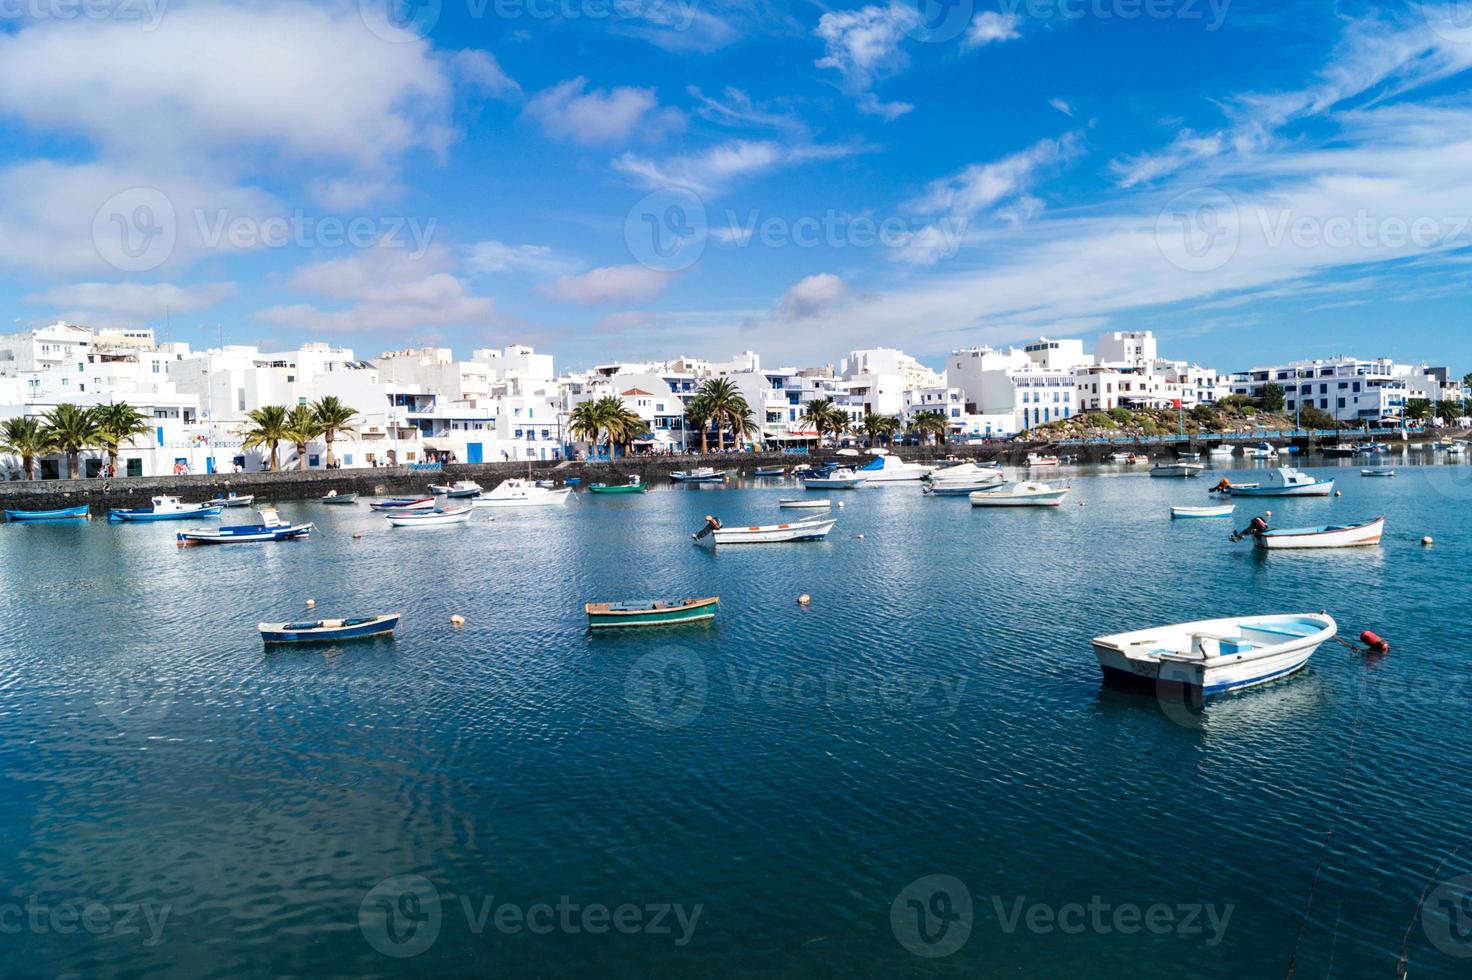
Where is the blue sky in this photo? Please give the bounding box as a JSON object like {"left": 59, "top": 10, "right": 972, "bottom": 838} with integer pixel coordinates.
{"left": 2, "top": 0, "right": 1471, "bottom": 373}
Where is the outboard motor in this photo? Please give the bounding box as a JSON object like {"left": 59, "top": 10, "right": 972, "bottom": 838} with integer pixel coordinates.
{"left": 1209, "top": 477, "right": 1233, "bottom": 495}
{"left": 1230, "top": 515, "right": 1270, "bottom": 543}
{"left": 693, "top": 515, "right": 723, "bottom": 540}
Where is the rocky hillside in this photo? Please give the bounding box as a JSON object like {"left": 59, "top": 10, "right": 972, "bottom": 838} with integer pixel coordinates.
{"left": 1028, "top": 404, "right": 1311, "bottom": 441}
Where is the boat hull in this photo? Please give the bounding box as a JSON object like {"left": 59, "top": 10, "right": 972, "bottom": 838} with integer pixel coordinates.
{"left": 178, "top": 523, "right": 313, "bottom": 545}
{"left": 108, "top": 505, "right": 224, "bottom": 523}
{"left": 472, "top": 485, "right": 572, "bottom": 507}
{"left": 386, "top": 508, "right": 472, "bottom": 527}
{"left": 778, "top": 498, "right": 831, "bottom": 508}
{"left": 970, "top": 485, "right": 1070, "bottom": 507}
{"left": 1255, "top": 516, "right": 1384, "bottom": 549}
{"left": 709, "top": 518, "right": 837, "bottom": 543}
{"left": 1171, "top": 505, "right": 1235, "bottom": 519}
{"left": 5, "top": 506, "right": 89, "bottom": 521}
{"left": 1229, "top": 481, "right": 1335, "bottom": 497}
{"left": 801, "top": 478, "right": 863, "bottom": 489}
{"left": 588, "top": 484, "right": 647, "bottom": 494}
{"left": 320, "top": 494, "right": 359, "bottom": 504}
{"left": 259, "top": 613, "right": 401, "bottom": 644}
{"left": 585, "top": 597, "right": 719, "bottom": 629}
{"left": 1151, "top": 464, "right": 1205, "bottom": 478}
{"left": 369, "top": 498, "right": 435, "bottom": 512}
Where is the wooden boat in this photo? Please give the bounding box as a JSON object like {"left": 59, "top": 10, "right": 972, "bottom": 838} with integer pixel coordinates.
{"left": 177, "top": 508, "right": 313, "bottom": 545}
{"left": 969, "top": 482, "right": 1071, "bottom": 507}
{"left": 1150, "top": 462, "right": 1205, "bottom": 478}
{"left": 699, "top": 516, "right": 838, "bottom": 544}
{"left": 670, "top": 467, "right": 727, "bottom": 483}
{"left": 588, "top": 476, "right": 647, "bottom": 494}
{"left": 259, "top": 613, "right": 401, "bottom": 644}
{"left": 1220, "top": 467, "right": 1333, "bottom": 497}
{"left": 4, "top": 505, "right": 89, "bottom": 521}
{"left": 800, "top": 467, "right": 864, "bottom": 489}
{"left": 1360, "top": 468, "right": 1396, "bottom": 478}
{"left": 108, "top": 496, "right": 224, "bottom": 523}
{"left": 385, "top": 506, "right": 472, "bottom": 527}
{"left": 779, "top": 498, "right": 831, "bottom": 509}
{"left": 212, "top": 492, "right": 256, "bottom": 508}
{"left": 1171, "top": 504, "right": 1235, "bottom": 519}
{"left": 1242, "top": 515, "right": 1385, "bottom": 550}
{"left": 320, "top": 491, "right": 359, "bottom": 504}
{"left": 429, "top": 480, "right": 483, "bottom": 498}
{"left": 585, "top": 597, "right": 719, "bottom": 630}
{"left": 1092, "top": 613, "right": 1336, "bottom": 696}
{"left": 472, "top": 478, "right": 572, "bottom": 507}
{"left": 369, "top": 497, "right": 436, "bottom": 512}
{"left": 753, "top": 466, "right": 787, "bottom": 477}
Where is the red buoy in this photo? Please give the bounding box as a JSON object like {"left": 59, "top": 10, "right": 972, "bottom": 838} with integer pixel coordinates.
{"left": 1359, "top": 629, "right": 1389, "bottom": 654}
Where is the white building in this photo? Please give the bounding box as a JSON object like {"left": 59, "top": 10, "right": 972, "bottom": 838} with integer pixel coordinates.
{"left": 1230, "top": 357, "right": 1463, "bottom": 423}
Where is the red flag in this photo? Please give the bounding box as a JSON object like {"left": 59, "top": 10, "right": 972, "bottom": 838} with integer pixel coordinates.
{"left": 1173, "top": 399, "right": 1182, "bottom": 410}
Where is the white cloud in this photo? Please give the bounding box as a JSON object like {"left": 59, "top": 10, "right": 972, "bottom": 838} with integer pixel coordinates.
{"left": 450, "top": 49, "right": 521, "bottom": 100}
{"left": 23, "top": 281, "right": 236, "bottom": 319}
{"left": 857, "top": 93, "right": 914, "bottom": 121}
{"left": 686, "top": 86, "right": 807, "bottom": 135}
{"left": 543, "top": 265, "right": 675, "bottom": 306}
{"left": 257, "top": 245, "right": 494, "bottom": 334}
{"left": 614, "top": 140, "right": 862, "bottom": 195}
{"left": 962, "top": 11, "right": 1022, "bottom": 50}
{"left": 909, "top": 135, "right": 1081, "bottom": 218}
{"left": 776, "top": 273, "right": 850, "bottom": 319}
{"left": 813, "top": 3, "right": 915, "bottom": 93}
{"left": 466, "top": 241, "right": 579, "bottom": 278}
{"left": 524, "top": 77, "right": 683, "bottom": 147}
{"left": 1049, "top": 98, "right": 1075, "bottom": 118}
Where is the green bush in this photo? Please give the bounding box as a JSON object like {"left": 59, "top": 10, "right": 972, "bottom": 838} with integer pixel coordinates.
{"left": 1087, "top": 412, "right": 1113, "bottom": 428}
{"left": 1107, "top": 407, "right": 1132, "bottom": 424}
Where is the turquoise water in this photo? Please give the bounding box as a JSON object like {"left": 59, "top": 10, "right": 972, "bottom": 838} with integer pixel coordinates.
{"left": 3, "top": 459, "right": 1471, "bottom": 978}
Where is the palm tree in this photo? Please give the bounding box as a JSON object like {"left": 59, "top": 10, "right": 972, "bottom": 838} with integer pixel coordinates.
{"left": 41, "top": 404, "right": 100, "bottom": 479}
{"left": 684, "top": 394, "right": 713, "bottom": 454}
{"left": 284, "top": 404, "right": 324, "bottom": 471}
{"left": 877, "top": 414, "right": 902, "bottom": 447}
{"left": 568, "top": 399, "right": 606, "bottom": 456}
{"left": 728, "top": 398, "right": 760, "bottom": 451}
{"left": 0, "top": 416, "right": 52, "bottom": 480}
{"left": 910, "top": 410, "right": 948, "bottom": 446}
{"left": 311, "top": 396, "right": 358, "bottom": 468}
{"left": 596, "top": 396, "right": 645, "bottom": 455}
{"left": 801, "top": 398, "right": 843, "bottom": 447}
{"left": 93, "top": 402, "right": 154, "bottom": 476}
{"left": 859, "top": 411, "right": 889, "bottom": 447}
{"left": 241, "top": 405, "right": 291, "bottom": 472}
{"left": 694, "top": 378, "right": 745, "bottom": 452}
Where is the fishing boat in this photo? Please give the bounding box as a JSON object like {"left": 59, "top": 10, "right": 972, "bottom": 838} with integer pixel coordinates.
{"left": 856, "top": 452, "right": 933, "bottom": 483}
{"left": 1249, "top": 442, "right": 1279, "bottom": 459}
{"left": 1150, "top": 462, "right": 1205, "bottom": 478}
{"left": 177, "top": 507, "right": 313, "bottom": 545}
{"left": 1107, "top": 452, "right": 1133, "bottom": 463}
{"left": 320, "top": 491, "right": 359, "bottom": 505}
{"left": 1219, "top": 467, "right": 1334, "bottom": 497}
{"left": 588, "top": 476, "right": 647, "bottom": 494}
{"left": 1091, "top": 613, "right": 1337, "bottom": 696}
{"left": 753, "top": 465, "right": 787, "bottom": 477}
{"left": 1235, "top": 515, "right": 1385, "bottom": 550}
{"left": 928, "top": 462, "right": 1004, "bottom": 486}
{"left": 535, "top": 480, "right": 556, "bottom": 489}
{"left": 1025, "top": 453, "right": 1060, "bottom": 467}
{"left": 472, "top": 478, "right": 572, "bottom": 507}
{"left": 1176, "top": 452, "right": 1202, "bottom": 462}
{"left": 4, "top": 505, "right": 89, "bottom": 522}
{"left": 259, "top": 613, "right": 401, "bottom": 644}
{"left": 385, "top": 506, "right": 473, "bottom": 527}
{"left": 670, "top": 467, "right": 727, "bottom": 484}
{"left": 584, "top": 597, "right": 719, "bottom": 630}
{"left": 1171, "top": 504, "right": 1235, "bottom": 519}
{"left": 1208, "top": 445, "right": 1236, "bottom": 459}
{"left": 923, "top": 480, "right": 1005, "bottom": 496}
{"left": 1353, "top": 442, "right": 1389, "bottom": 455}
{"left": 969, "top": 482, "right": 1071, "bottom": 507}
{"left": 368, "top": 497, "right": 436, "bottom": 512}
{"left": 800, "top": 467, "right": 864, "bottom": 489}
{"left": 694, "top": 515, "right": 838, "bottom": 544}
{"left": 1360, "top": 468, "right": 1396, "bottom": 478}
{"left": 1321, "top": 445, "right": 1357, "bottom": 458}
{"left": 108, "top": 496, "right": 224, "bottom": 523}
{"left": 779, "top": 498, "right": 832, "bottom": 509}
{"left": 428, "top": 480, "right": 483, "bottom": 499}
{"left": 212, "top": 492, "right": 256, "bottom": 508}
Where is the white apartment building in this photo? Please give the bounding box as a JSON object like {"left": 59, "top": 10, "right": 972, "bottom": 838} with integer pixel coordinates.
{"left": 1230, "top": 357, "right": 1463, "bottom": 423}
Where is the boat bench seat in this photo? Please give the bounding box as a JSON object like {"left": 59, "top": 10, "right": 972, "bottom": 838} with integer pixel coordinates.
{"left": 1243, "top": 622, "right": 1320, "bottom": 639}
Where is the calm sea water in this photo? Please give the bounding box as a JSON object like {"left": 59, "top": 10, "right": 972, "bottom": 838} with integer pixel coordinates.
{"left": 3, "top": 458, "right": 1471, "bottom": 978}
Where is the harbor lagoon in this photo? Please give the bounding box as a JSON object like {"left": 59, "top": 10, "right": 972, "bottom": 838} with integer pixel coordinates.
{"left": 3, "top": 462, "right": 1471, "bottom": 977}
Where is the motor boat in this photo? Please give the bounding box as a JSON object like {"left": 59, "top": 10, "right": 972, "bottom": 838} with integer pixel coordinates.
{"left": 856, "top": 452, "right": 933, "bottom": 483}
{"left": 108, "top": 496, "right": 224, "bottom": 523}
{"left": 369, "top": 497, "right": 436, "bottom": 512}
{"left": 473, "top": 478, "right": 572, "bottom": 507}
{"left": 1208, "top": 446, "right": 1236, "bottom": 459}
{"left": 1025, "top": 453, "right": 1060, "bottom": 467}
{"left": 1360, "top": 468, "right": 1396, "bottom": 478}
{"left": 1150, "top": 462, "right": 1206, "bottom": 478}
{"left": 428, "top": 480, "right": 483, "bottom": 498}
{"left": 1216, "top": 467, "right": 1334, "bottom": 497}
{"left": 177, "top": 507, "right": 313, "bottom": 545}
{"left": 1233, "top": 514, "right": 1385, "bottom": 549}
{"left": 800, "top": 467, "right": 865, "bottom": 489}
{"left": 779, "top": 498, "right": 832, "bottom": 509}
{"left": 1249, "top": 442, "right": 1279, "bottom": 459}
{"left": 385, "top": 506, "right": 473, "bottom": 527}
{"left": 670, "top": 468, "right": 727, "bottom": 483}
{"left": 212, "top": 492, "right": 256, "bottom": 508}
{"left": 969, "top": 482, "right": 1071, "bottom": 507}
{"left": 693, "top": 515, "right": 837, "bottom": 544}
{"left": 320, "top": 491, "right": 359, "bottom": 504}
{"left": 1092, "top": 613, "right": 1337, "bottom": 696}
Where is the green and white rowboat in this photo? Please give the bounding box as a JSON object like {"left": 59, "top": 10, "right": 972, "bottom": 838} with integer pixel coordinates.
{"left": 585, "top": 596, "right": 719, "bottom": 629}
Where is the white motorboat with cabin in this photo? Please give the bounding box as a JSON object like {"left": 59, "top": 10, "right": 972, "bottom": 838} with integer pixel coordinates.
{"left": 1208, "top": 445, "right": 1236, "bottom": 459}
{"left": 473, "top": 478, "right": 573, "bottom": 507}
{"left": 428, "top": 480, "right": 483, "bottom": 498}
{"left": 969, "top": 482, "right": 1071, "bottom": 507}
{"left": 1217, "top": 467, "right": 1334, "bottom": 497}
{"left": 1092, "top": 613, "right": 1337, "bottom": 696}
{"left": 670, "top": 467, "right": 727, "bottom": 483}
{"left": 1249, "top": 442, "right": 1279, "bottom": 459}
{"left": 1025, "top": 453, "right": 1060, "bottom": 467}
{"left": 801, "top": 467, "right": 865, "bottom": 489}
{"left": 855, "top": 451, "right": 933, "bottom": 483}
{"left": 1150, "top": 462, "right": 1205, "bottom": 478}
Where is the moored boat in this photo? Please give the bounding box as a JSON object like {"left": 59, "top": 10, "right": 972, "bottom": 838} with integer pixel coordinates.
{"left": 670, "top": 467, "right": 727, "bottom": 483}
{"left": 585, "top": 597, "right": 719, "bottom": 629}
{"left": 1150, "top": 462, "right": 1205, "bottom": 478}
{"left": 108, "top": 496, "right": 224, "bottom": 523}
{"left": 259, "top": 613, "right": 401, "bottom": 644}
{"left": 800, "top": 467, "right": 864, "bottom": 489}
{"left": 428, "top": 480, "right": 483, "bottom": 498}
{"left": 177, "top": 507, "right": 313, "bottom": 545}
{"left": 779, "top": 498, "right": 832, "bottom": 509}
{"left": 385, "top": 506, "right": 473, "bottom": 527}
{"left": 1250, "top": 442, "right": 1279, "bottom": 459}
{"left": 969, "top": 482, "right": 1071, "bottom": 507}
{"left": 320, "top": 491, "right": 359, "bottom": 504}
{"left": 1171, "top": 504, "right": 1235, "bottom": 519}
{"left": 472, "top": 478, "right": 572, "bottom": 507}
{"left": 1218, "top": 467, "right": 1333, "bottom": 497}
{"left": 1025, "top": 453, "right": 1060, "bottom": 467}
{"left": 753, "top": 465, "right": 787, "bottom": 477}
{"left": 923, "top": 480, "right": 1004, "bottom": 496}
{"left": 368, "top": 497, "right": 436, "bottom": 512}
{"left": 588, "top": 476, "right": 647, "bottom": 494}
{"left": 1092, "top": 613, "right": 1337, "bottom": 696}
{"left": 1360, "top": 468, "right": 1396, "bottom": 478}
{"left": 927, "top": 462, "right": 1003, "bottom": 486}
{"left": 695, "top": 515, "right": 838, "bottom": 544}
{"left": 4, "top": 505, "right": 90, "bottom": 522}
{"left": 1234, "top": 514, "right": 1385, "bottom": 549}
{"left": 1208, "top": 445, "right": 1236, "bottom": 459}
{"left": 856, "top": 452, "right": 933, "bottom": 483}
{"left": 212, "top": 492, "right": 256, "bottom": 508}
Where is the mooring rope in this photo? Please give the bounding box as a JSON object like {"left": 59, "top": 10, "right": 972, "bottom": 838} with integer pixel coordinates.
{"left": 1393, "top": 842, "right": 1471, "bottom": 978}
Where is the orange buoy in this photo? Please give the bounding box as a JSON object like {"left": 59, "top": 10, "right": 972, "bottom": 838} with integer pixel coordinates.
{"left": 1359, "top": 629, "right": 1389, "bottom": 654}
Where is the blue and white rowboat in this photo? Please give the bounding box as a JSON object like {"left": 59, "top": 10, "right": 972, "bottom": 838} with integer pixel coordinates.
{"left": 259, "top": 613, "right": 401, "bottom": 644}
{"left": 369, "top": 497, "right": 436, "bottom": 512}
{"left": 177, "top": 508, "right": 313, "bottom": 545}
{"left": 5, "top": 505, "right": 89, "bottom": 521}
{"left": 1092, "top": 613, "right": 1337, "bottom": 696}
{"left": 108, "top": 496, "right": 224, "bottom": 523}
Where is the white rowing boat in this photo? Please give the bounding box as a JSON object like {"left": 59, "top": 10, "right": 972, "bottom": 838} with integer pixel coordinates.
{"left": 969, "top": 482, "right": 1071, "bottom": 507}
{"left": 779, "top": 498, "right": 832, "bottom": 509}
{"left": 1243, "top": 515, "right": 1385, "bottom": 550}
{"left": 696, "top": 516, "right": 838, "bottom": 544}
{"left": 1092, "top": 613, "right": 1337, "bottom": 696}
{"left": 1171, "top": 504, "right": 1235, "bottom": 519}
{"left": 385, "top": 506, "right": 473, "bottom": 527}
